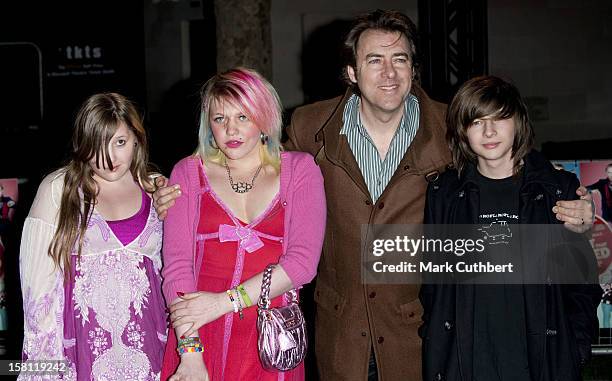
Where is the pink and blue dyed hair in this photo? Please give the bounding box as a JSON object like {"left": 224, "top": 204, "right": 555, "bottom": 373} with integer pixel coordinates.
{"left": 197, "top": 67, "right": 283, "bottom": 167}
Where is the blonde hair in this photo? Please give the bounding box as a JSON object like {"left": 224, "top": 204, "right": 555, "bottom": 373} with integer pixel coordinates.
{"left": 196, "top": 67, "right": 283, "bottom": 171}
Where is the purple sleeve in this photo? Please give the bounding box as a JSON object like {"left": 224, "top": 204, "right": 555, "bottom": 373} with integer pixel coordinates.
{"left": 161, "top": 159, "right": 198, "bottom": 305}
{"left": 279, "top": 155, "right": 326, "bottom": 288}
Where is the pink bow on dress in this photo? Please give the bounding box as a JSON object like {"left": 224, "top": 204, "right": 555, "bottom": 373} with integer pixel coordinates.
{"left": 218, "top": 224, "right": 264, "bottom": 253}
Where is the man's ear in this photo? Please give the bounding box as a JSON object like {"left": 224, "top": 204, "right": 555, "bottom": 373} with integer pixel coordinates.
{"left": 346, "top": 65, "right": 358, "bottom": 84}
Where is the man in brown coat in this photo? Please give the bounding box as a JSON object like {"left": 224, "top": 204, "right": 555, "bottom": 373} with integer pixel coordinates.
{"left": 153, "top": 9, "right": 594, "bottom": 381}
{"left": 284, "top": 10, "right": 450, "bottom": 380}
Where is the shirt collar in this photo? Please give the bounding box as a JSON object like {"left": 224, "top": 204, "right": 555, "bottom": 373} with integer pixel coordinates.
{"left": 340, "top": 93, "right": 419, "bottom": 136}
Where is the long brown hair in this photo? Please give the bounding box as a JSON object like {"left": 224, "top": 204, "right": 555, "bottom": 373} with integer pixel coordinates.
{"left": 446, "top": 75, "right": 534, "bottom": 176}
{"left": 49, "top": 93, "right": 154, "bottom": 276}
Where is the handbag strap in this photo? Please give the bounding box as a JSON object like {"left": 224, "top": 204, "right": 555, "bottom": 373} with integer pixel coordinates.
{"left": 258, "top": 264, "right": 298, "bottom": 310}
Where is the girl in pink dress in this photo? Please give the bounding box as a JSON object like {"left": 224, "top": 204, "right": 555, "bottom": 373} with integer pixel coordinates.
{"left": 160, "top": 68, "right": 326, "bottom": 381}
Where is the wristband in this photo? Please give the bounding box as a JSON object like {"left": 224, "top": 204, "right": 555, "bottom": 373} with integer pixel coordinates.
{"left": 236, "top": 284, "right": 253, "bottom": 307}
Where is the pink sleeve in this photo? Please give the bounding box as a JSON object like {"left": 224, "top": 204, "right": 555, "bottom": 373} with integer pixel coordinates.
{"left": 161, "top": 159, "right": 198, "bottom": 305}
{"left": 279, "top": 155, "right": 326, "bottom": 288}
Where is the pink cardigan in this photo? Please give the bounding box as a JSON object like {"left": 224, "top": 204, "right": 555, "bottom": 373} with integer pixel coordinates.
{"left": 161, "top": 151, "right": 326, "bottom": 305}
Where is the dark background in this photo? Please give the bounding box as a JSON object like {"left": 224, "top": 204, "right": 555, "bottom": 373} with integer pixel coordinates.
{"left": 0, "top": 0, "right": 610, "bottom": 379}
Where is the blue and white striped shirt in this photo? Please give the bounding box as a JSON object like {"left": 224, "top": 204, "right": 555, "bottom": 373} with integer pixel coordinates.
{"left": 340, "top": 94, "right": 420, "bottom": 202}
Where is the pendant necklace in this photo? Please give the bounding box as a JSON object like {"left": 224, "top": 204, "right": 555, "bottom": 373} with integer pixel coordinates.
{"left": 225, "top": 162, "right": 263, "bottom": 193}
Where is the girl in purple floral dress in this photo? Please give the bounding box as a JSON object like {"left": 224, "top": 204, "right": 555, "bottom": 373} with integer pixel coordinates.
{"left": 19, "top": 93, "right": 166, "bottom": 380}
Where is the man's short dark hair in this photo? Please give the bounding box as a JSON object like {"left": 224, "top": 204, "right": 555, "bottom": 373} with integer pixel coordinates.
{"left": 342, "top": 9, "right": 419, "bottom": 94}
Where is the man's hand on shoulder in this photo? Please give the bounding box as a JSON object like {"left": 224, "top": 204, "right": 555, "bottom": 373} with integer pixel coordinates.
{"left": 153, "top": 176, "right": 181, "bottom": 221}
{"left": 553, "top": 186, "right": 594, "bottom": 233}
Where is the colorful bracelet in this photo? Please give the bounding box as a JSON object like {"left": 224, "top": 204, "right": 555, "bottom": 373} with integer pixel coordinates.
{"left": 177, "top": 336, "right": 203, "bottom": 354}
{"left": 236, "top": 284, "right": 253, "bottom": 307}
{"left": 177, "top": 337, "right": 200, "bottom": 346}
{"left": 226, "top": 290, "right": 239, "bottom": 313}
{"left": 178, "top": 342, "right": 203, "bottom": 351}
{"left": 178, "top": 344, "right": 204, "bottom": 354}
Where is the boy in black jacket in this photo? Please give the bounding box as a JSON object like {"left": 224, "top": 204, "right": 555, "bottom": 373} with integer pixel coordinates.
{"left": 419, "top": 76, "right": 601, "bottom": 381}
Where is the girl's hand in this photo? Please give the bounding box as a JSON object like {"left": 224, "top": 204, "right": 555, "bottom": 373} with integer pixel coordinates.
{"left": 169, "top": 353, "right": 210, "bottom": 381}
{"left": 170, "top": 291, "right": 231, "bottom": 337}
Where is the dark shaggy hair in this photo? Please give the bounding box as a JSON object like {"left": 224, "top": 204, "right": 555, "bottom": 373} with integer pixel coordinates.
{"left": 446, "top": 75, "right": 534, "bottom": 176}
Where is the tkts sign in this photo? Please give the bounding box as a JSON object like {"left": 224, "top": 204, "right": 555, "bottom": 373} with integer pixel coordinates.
{"left": 62, "top": 45, "right": 102, "bottom": 60}
{"left": 47, "top": 44, "right": 115, "bottom": 78}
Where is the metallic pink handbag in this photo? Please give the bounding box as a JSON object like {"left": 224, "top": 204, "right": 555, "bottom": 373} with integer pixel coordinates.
{"left": 257, "top": 264, "right": 307, "bottom": 371}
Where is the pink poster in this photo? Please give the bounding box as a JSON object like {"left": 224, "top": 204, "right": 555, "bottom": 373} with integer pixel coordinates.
{"left": 0, "top": 178, "right": 17, "bottom": 332}
{"left": 553, "top": 161, "right": 612, "bottom": 333}
{"left": 580, "top": 162, "right": 612, "bottom": 224}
